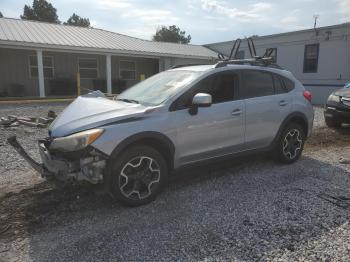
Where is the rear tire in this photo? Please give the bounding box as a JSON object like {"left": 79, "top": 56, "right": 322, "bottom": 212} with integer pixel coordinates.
{"left": 325, "top": 116, "right": 341, "bottom": 128}
{"left": 275, "top": 123, "right": 305, "bottom": 164}
{"left": 108, "top": 145, "right": 168, "bottom": 207}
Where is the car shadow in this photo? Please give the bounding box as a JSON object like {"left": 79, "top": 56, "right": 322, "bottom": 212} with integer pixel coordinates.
{"left": 1, "top": 153, "right": 350, "bottom": 261}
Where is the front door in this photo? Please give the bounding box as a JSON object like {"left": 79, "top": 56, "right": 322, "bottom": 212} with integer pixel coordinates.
{"left": 171, "top": 71, "right": 245, "bottom": 166}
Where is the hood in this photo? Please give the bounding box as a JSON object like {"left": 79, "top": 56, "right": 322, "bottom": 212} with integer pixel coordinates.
{"left": 50, "top": 93, "right": 148, "bottom": 137}
{"left": 334, "top": 88, "right": 350, "bottom": 98}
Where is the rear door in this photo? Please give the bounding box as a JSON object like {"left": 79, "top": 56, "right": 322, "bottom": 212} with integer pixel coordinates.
{"left": 171, "top": 71, "right": 245, "bottom": 166}
{"left": 272, "top": 73, "right": 294, "bottom": 129}
{"left": 241, "top": 70, "right": 292, "bottom": 149}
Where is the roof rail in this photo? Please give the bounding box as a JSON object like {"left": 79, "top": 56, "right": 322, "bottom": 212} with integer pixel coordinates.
{"left": 171, "top": 63, "right": 208, "bottom": 69}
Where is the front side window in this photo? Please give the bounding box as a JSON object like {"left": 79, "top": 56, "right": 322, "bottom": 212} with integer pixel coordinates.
{"left": 241, "top": 70, "right": 274, "bottom": 99}
{"left": 79, "top": 58, "right": 98, "bottom": 79}
{"left": 120, "top": 61, "right": 136, "bottom": 80}
{"left": 29, "top": 55, "right": 54, "bottom": 78}
{"left": 118, "top": 70, "right": 203, "bottom": 106}
{"left": 303, "top": 44, "right": 319, "bottom": 73}
{"left": 171, "top": 72, "right": 237, "bottom": 110}
{"left": 196, "top": 73, "right": 236, "bottom": 104}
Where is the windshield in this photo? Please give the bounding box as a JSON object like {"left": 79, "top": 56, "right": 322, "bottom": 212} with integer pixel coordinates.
{"left": 117, "top": 70, "right": 203, "bottom": 106}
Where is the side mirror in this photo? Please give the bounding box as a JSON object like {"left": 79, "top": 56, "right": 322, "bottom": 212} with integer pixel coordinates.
{"left": 189, "top": 93, "right": 212, "bottom": 115}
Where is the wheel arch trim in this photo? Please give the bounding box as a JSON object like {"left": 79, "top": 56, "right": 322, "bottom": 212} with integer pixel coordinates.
{"left": 104, "top": 131, "right": 175, "bottom": 190}
{"left": 271, "top": 111, "right": 309, "bottom": 148}
{"left": 110, "top": 131, "right": 175, "bottom": 158}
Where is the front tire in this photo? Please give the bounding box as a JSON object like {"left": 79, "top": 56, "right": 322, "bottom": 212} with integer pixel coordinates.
{"left": 109, "top": 145, "right": 168, "bottom": 207}
{"left": 275, "top": 123, "right": 305, "bottom": 164}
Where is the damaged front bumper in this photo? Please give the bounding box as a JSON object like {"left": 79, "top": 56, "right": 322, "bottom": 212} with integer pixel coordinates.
{"left": 7, "top": 136, "right": 107, "bottom": 184}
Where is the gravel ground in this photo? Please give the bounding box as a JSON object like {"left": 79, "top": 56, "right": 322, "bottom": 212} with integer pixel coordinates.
{"left": 0, "top": 104, "right": 350, "bottom": 262}
{"left": 0, "top": 103, "right": 68, "bottom": 196}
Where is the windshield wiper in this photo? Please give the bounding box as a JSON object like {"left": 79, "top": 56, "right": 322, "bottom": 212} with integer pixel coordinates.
{"left": 116, "top": 98, "right": 139, "bottom": 104}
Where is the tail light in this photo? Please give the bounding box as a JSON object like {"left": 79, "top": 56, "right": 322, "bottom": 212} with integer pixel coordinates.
{"left": 303, "top": 91, "right": 312, "bottom": 103}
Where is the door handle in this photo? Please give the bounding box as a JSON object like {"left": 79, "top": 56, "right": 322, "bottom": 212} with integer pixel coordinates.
{"left": 279, "top": 100, "right": 288, "bottom": 106}
{"left": 231, "top": 109, "right": 242, "bottom": 116}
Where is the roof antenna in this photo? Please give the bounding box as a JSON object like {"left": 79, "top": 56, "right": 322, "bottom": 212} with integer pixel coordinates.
{"left": 313, "top": 14, "right": 319, "bottom": 36}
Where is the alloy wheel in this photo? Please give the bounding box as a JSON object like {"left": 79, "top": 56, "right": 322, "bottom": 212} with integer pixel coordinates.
{"left": 119, "top": 156, "right": 161, "bottom": 200}
{"left": 282, "top": 129, "right": 303, "bottom": 159}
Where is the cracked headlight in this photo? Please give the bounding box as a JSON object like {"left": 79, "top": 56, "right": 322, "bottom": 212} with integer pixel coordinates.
{"left": 328, "top": 94, "right": 340, "bottom": 103}
{"left": 50, "top": 129, "right": 104, "bottom": 152}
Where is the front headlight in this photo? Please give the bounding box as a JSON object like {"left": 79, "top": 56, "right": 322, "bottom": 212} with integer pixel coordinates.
{"left": 50, "top": 129, "right": 104, "bottom": 152}
{"left": 328, "top": 94, "right": 340, "bottom": 103}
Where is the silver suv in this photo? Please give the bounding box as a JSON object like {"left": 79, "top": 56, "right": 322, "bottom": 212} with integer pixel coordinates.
{"left": 9, "top": 62, "right": 314, "bottom": 206}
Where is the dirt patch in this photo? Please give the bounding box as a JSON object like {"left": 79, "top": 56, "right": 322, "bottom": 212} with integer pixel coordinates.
{"left": 0, "top": 182, "right": 111, "bottom": 244}
{"left": 305, "top": 126, "right": 350, "bottom": 149}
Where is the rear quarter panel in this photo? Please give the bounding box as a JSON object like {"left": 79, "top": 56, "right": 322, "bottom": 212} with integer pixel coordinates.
{"left": 291, "top": 80, "right": 314, "bottom": 137}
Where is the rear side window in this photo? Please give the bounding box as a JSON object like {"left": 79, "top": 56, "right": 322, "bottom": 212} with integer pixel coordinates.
{"left": 279, "top": 76, "right": 295, "bottom": 92}
{"left": 241, "top": 70, "right": 274, "bottom": 99}
{"left": 273, "top": 75, "right": 286, "bottom": 94}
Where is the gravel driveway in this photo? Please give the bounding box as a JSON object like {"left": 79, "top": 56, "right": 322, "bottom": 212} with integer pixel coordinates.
{"left": 0, "top": 104, "right": 350, "bottom": 262}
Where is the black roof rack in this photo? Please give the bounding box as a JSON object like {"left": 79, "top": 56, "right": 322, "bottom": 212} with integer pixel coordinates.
{"left": 215, "top": 58, "right": 283, "bottom": 69}
{"left": 171, "top": 38, "right": 283, "bottom": 70}
{"left": 215, "top": 37, "right": 284, "bottom": 70}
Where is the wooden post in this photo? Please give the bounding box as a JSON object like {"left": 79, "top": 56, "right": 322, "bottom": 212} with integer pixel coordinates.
{"left": 77, "top": 72, "right": 81, "bottom": 96}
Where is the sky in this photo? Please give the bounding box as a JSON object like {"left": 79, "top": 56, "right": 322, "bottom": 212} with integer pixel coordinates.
{"left": 1, "top": 0, "right": 350, "bottom": 44}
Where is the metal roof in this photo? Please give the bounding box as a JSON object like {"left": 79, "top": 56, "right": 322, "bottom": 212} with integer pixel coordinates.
{"left": 205, "top": 22, "right": 350, "bottom": 46}
{"left": 0, "top": 18, "right": 217, "bottom": 59}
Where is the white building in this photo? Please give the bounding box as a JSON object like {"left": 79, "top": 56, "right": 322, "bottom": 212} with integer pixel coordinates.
{"left": 205, "top": 23, "right": 350, "bottom": 104}
{"left": 0, "top": 18, "right": 216, "bottom": 98}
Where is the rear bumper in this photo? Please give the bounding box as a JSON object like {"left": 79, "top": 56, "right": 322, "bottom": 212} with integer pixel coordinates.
{"left": 7, "top": 136, "right": 107, "bottom": 184}
{"left": 324, "top": 105, "right": 350, "bottom": 123}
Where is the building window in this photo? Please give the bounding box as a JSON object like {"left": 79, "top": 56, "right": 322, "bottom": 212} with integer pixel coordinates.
{"left": 266, "top": 48, "right": 277, "bottom": 62}
{"left": 119, "top": 61, "right": 136, "bottom": 80}
{"left": 303, "top": 44, "right": 319, "bottom": 73}
{"left": 29, "top": 55, "right": 54, "bottom": 78}
{"left": 79, "top": 58, "right": 98, "bottom": 79}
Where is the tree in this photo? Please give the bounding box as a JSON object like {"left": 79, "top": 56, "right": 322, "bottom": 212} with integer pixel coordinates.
{"left": 64, "top": 13, "right": 90, "bottom": 27}
{"left": 0, "top": 11, "right": 3, "bottom": 18}
{"left": 152, "top": 25, "right": 191, "bottom": 44}
{"left": 21, "top": 0, "right": 60, "bottom": 24}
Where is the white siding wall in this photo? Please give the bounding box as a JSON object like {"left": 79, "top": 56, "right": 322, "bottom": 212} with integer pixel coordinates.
{"left": 206, "top": 24, "right": 350, "bottom": 104}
